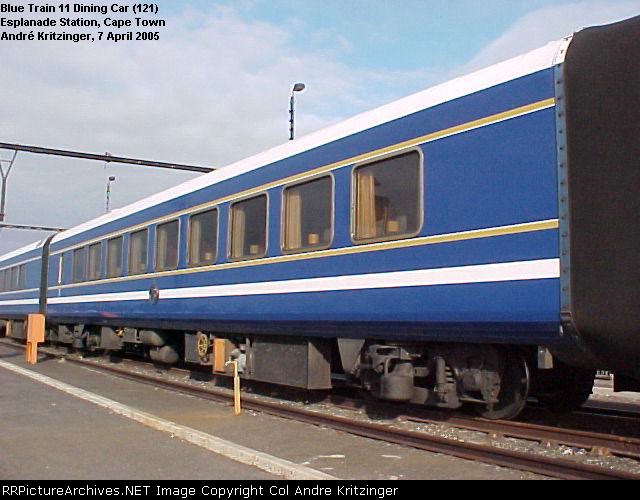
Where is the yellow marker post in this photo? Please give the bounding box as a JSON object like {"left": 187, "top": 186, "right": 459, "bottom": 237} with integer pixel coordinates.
{"left": 25, "top": 314, "right": 45, "bottom": 364}
{"left": 225, "top": 359, "right": 241, "bottom": 416}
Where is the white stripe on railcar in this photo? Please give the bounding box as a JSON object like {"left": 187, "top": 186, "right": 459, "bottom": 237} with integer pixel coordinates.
{"left": 31, "top": 258, "right": 560, "bottom": 306}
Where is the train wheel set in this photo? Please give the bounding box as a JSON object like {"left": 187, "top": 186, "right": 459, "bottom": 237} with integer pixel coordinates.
{"left": 1, "top": 320, "right": 595, "bottom": 420}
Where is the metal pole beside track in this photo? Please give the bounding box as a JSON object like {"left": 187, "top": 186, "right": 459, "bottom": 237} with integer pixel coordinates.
{"left": 0, "top": 151, "right": 18, "bottom": 222}
{"left": 226, "top": 359, "right": 242, "bottom": 416}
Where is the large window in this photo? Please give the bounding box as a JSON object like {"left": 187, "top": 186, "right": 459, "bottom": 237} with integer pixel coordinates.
{"left": 156, "top": 220, "right": 179, "bottom": 271}
{"left": 106, "top": 237, "right": 123, "bottom": 278}
{"left": 283, "top": 176, "right": 333, "bottom": 253}
{"left": 229, "top": 195, "right": 267, "bottom": 260}
{"left": 72, "top": 248, "right": 86, "bottom": 283}
{"left": 0, "top": 270, "right": 6, "bottom": 292}
{"left": 87, "top": 243, "right": 102, "bottom": 281}
{"left": 9, "top": 267, "right": 18, "bottom": 290}
{"left": 189, "top": 209, "right": 218, "bottom": 266}
{"left": 18, "top": 264, "right": 26, "bottom": 289}
{"left": 129, "top": 229, "right": 148, "bottom": 275}
{"left": 353, "top": 151, "right": 422, "bottom": 242}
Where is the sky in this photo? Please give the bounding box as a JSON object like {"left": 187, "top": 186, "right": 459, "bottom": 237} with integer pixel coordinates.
{"left": 0, "top": 0, "right": 638, "bottom": 254}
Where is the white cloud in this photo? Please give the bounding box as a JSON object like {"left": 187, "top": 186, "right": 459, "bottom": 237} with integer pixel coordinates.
{"left": 0, "top": 2, "right": 432, "bottom": 254}
{"left": 1, "top": 2, "right": 638, "bottom": 255}
{"left": 461, "top": 1, "right": 640, "bottom": 73}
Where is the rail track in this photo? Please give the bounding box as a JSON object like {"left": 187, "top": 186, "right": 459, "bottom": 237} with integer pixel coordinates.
{"left": 1, "top": 339, "right": 639, "bottom": 480}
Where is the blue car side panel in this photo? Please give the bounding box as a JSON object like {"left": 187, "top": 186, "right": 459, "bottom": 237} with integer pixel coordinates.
{"left": 5, "top": 68, "right": 562, "bottom": 347}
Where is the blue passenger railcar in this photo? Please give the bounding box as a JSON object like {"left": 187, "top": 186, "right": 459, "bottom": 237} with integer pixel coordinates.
{"left": 1, "top": 16, "right": 639, "bottom": 419}
{"left": 0, "top": 241, "right": 44, "bottom": 336}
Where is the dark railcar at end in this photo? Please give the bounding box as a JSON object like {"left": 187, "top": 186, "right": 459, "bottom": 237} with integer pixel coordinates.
{"left": 564, "top": 15, "right": 640, "bottom": 381}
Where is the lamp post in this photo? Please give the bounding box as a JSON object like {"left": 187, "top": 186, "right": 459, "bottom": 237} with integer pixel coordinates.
{"left": 289, "top": 82, "right": 306, "bottom": 140}
{"left": 106, "top": 175, "right": 116, "bottom": 213}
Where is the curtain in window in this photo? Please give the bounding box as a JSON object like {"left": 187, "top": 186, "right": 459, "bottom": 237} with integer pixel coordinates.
{"left": 356, "top": 171, "right": 377, "bottom": 239}
{"left": 107, "top": 239, "right": 122, "bottom": 277}
{"left": 285, "top": 190, "right": 302, "bottom": 250}
{"left": 131, "top": 233, "right": 147, "bottom": 274}
{"left": 190, "top": 217, "right": 202, "bottom": 264}
{"left": 88, "top": 246, "right": 100, "bottom": 279}
{"left": 231, "top": 207, "right": 246, "bottom": 258}
{"left": 157, "top": 228, "right": 167, "bottom": 269}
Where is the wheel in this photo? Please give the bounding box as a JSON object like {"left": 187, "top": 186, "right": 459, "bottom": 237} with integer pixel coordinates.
{"left": 475, "top": 351, "right": 530, "bottom": 420}
{"left": 535, "top": 362, "right": 595, "bottom": 413}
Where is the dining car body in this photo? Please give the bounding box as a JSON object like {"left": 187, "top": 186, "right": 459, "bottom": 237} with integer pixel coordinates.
{"left": 1, "top": 16, "right": 639, "bottom": 419}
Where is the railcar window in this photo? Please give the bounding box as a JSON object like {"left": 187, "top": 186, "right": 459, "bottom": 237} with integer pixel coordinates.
{"left": 62, "top": 253, "right": 69, "bottom": 285}
{"left": 189, "top": 209, "right": 218, "bottom": 266}
{"left": 73, "top": 248, "right": 87, "bottom": 283}
{"left": 283, "top": 177, "right": 333, "bottom": 253}
{"left": 353, "top": 151, "right": 422, "bottom": 242}
{"left": 229, "top": 195, "right": 267, "bottom": 260}
{"left": 10, "top": 267, "right": 19, "bottom": 290}
{"left": 156, "top": 220, "right": 179, "bottom": 271}
{"left": 18, "top": 264, "right": 26, "bottom": 289}
{"left": 87, "top": 243, "right": 102, "bottom": 281}
{"left": 4, "top": 268, "right": 11, "bottom": 291}
{"left": 0, "top": 269, "right": 5, "bottom": 292}
{"left": 129, "top": 229, "right": 148, "bottom": 275}
{"left": 106, "top": 237, "right": 123, "bottom": 278}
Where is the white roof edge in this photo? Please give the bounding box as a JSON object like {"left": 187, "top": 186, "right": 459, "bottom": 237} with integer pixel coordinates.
{"left": 0, "top": 239, "right": 45, "bottom": 264}
{"left": 6, "top": 35, "right": 573, "bottom": 257}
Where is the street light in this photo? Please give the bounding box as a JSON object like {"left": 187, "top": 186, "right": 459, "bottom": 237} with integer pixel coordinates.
{"left": 289, "top": 82, "right": 306, "bottom": 141}
{"left": 106, "top": 175, "right": 116, "bottom": 213}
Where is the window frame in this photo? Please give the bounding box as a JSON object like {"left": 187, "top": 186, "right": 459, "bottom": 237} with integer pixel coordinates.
{"left": 10, "top": 267, "right": 18, "bottom": 290}
{"left": 187, "top": 208, "right": 219, "bottom": 268}
{"left": 72, "top": 247, "right": 87, "bottom": 284}
{"left": 227, "top": 193, "right": 269, "bottom": 262}
{"left": 18, "top": 264, "right": 26, "bottom": 289}
{"left": 350, "top": 148, "right": 424, "bottom": 245}
{"left": 106, "top": 236, "right": 124, "bottom": 279}
{"left": 59, "top": 253, "right": 69, "bottom": 286}
{"left": 87, "top": 242, "right": 102, "bottom": 281}
{"left": 280, "top": 174, "right": 335, "bottom": 255}
{"left": 154, "top": 219, "right": 181, "bottom": 272}
{"left": 128, "top": 228, "right": 149, "bottom": 276}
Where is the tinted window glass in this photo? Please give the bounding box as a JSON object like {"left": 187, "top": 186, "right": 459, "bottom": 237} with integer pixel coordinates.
{"left": 10, "top": 267, "right": 18, "bottom": 290}
{"left": 353, "top": 151, "right": 421, "bottom": 242}
{"left": 283, "top": 177, "right": 332, "bottom": 253}
{"left": 18, "top": 264, "right": 26, "bottom": 289}
{"left": 87, "top": 243, "right": 101, "bottom": 281}
{"left": 73, "top": 248, "right": 86, "bottom": 283}
{"left": 230, "top": 195, "right": 267, "bottom": 260}
{"left": 129, "top": 229, "right": 148, "bottom": 275}
{"left": 156, "top": 220, "right": 179, "bottom": 271}
{"left": 189, "top": 209, "right": 218, "bottom": 266}
{"left": 106, "top": 237, "right": 123, "bottom": 278}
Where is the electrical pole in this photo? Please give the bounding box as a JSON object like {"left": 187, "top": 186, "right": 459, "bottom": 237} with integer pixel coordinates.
{"left": 0, "top": 151, "right": 18, "bottom": 222}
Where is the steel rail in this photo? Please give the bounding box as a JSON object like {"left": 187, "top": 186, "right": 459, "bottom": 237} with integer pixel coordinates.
{"left": 0, "top": 340, "right": 637, "bottom": 480}
{"left": 401, "top": 413, "right": 640, "bottom": 459}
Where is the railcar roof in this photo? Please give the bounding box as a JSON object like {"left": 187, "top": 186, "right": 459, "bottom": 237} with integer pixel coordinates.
{"left": 0, "top": 239, "right": 44, "bottom": 265}
{"left": 1, "top": 35, "right": 572, "bottom": 260}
